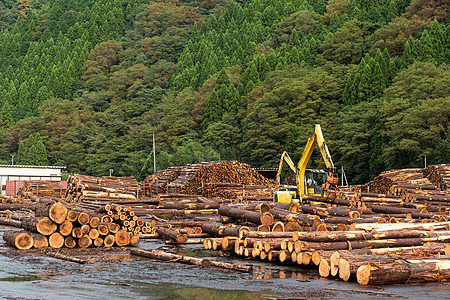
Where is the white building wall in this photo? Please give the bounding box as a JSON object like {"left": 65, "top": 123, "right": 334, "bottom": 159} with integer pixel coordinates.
{"left": 0, "top": 165, "right": 65, "bottom": 195}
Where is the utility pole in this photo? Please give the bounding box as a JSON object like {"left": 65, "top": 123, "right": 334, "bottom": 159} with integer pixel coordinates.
{"left": 109, "top": 168, "right": 113, "bottom": 177}
{"left": 424, "top": 155, "right": 427, "bottom": 168}
{"left": 10, "top": 154, "right": 14, "bottom": 165}
{"left": 153, "top": 133, "right": 156, "bottom": 173}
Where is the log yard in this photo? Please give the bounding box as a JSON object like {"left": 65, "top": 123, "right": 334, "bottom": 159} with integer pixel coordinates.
{"left": 0, "top": 160, "right": 449, "bottom": 299}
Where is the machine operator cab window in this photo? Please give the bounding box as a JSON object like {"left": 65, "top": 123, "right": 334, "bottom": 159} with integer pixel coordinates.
{"left": 305, "top": 169, "right": 326, "bottom": 195}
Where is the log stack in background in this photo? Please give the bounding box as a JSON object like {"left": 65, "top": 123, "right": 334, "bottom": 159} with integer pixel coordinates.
{"left": 65, "top": 175, "right": 140, "bottom": 203}
{"left": 142, "top": 166, "right": 183, "bottom": 196}
{"left": 17, "top": 180, "right": 66, "bottom": 198}
{"left": 422, "top": 164, "right": 450, "bottom": 190}
{"left": 167, "top": 161, "right": 276, "bottom": 198}
{"left": 361, "top": 168, "right": 434, "bottom": 195}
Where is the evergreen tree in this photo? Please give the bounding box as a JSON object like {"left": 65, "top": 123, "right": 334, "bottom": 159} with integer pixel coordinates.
{"left": 16, "top": 140, "right": 28, "bottom": 165}
{"left": 0, "top": 101, "right": 13, "bottom": 129}
{"left": 34, "top": 133, "right": 49, "bottom": 165}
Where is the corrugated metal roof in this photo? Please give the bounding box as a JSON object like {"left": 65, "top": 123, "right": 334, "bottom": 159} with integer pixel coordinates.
{"left": 0, "top": 165, "right": 66, "bottom": 169}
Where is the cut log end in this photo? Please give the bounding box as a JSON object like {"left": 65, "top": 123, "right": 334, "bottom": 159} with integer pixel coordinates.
{"left": 338, "top": 258, "right": 351, "bottom": 281}
{"left": 318, "top": 258, "right": 331, "bottom": 277}
{"left": 49, "top": 232, "right": 64, "bottom": 248}
{"left": 3, "top": 231, "right": 34, "bottom": 250}
{"left": 356, "top": 264, "right": 373, "bottom": 286}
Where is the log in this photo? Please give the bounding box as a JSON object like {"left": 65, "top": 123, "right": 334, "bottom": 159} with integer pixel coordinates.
{"left": 319, "top": 258, "right": 331, "bottom": 277}
{"left": 218, "top": 206, "right": 274, "bottom": 226}
{"left": 22, "top": 217, "right": 57, "bottom": 236}
{"left": 93, "top": 237, "right": 104, "bottom": 247}
{"left": 130, "top": 248, "right": 252, "bottom": 273}
{"left": 77, "top": 212, "right": 90, "bottom": 225}
{"left": 302, "top": 194, "right": 353, "bottom": 206}
{"left": 72, "top": 227, "right": 83, "bottom": 239}
{"left": 155, "top": 227, "right": 187, "bottom": 243}
{"left": 98, "top": 223, "right": 109, "bottom": 235}
{"left": 299, "top": 237, "right": 428, "bottom": 251}
{"left": 130, "top": 235, "right": 140, "bottom": 247}
{"left": 293, "top": 229, "right": 427, "bottom": 243}
{"left": 48, "top": 232, "right": 64, "bottom": 248}
{"left": 115, "top": 230, "right": 131, "bottom": 246}
{"left": 64, "top": 236, "right": 76, "bottom": 248}
{"left": 78, "top": 235, "right": 92, "bottom": 248}
{"left": 32, "top": 234, "right": 48, "bottom": 248}
{"left": 0, "top": 217, "right": 22, "bottom": 228}
{"left": 357, "top": 259, "right": 450, "bottom": 285}
{"left": 89, "top": 228, "right": 100, "bottom": 240}
{"left": 3, "top": 230, "right": 34, "bottom": 250}
{"left": 269, "top": 207, "right": 319, "bottom": 226}
{"left": 66, "top": 210, "right": 78, "bottom": 222}
{"left": 58, "top": 220, "right": 73, "bottom": 236}
{"left": 35, "top": 202, "right": 68, "bottom": 224}
{"left": 336, "top": 244, "right": 448, "bottom": 282}
{"left": 239, "top": 230, "right": 293, "bottom": 239}
{"left": 104, "top": 234, "right": 115, "bottom": 247}
{"left": 43, "top": 249, "right": 86, "bottom": 264}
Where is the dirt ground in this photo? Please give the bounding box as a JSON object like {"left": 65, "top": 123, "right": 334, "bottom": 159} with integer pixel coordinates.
{"left": 1, "top": 226, "right": 449, "bottom": 300}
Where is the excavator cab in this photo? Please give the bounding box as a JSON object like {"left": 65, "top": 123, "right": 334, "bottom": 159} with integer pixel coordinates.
{"left": 305, "top": 169, "right": 326, "bottom": 195}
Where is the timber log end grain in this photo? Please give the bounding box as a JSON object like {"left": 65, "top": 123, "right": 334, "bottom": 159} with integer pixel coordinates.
{"left": 49, "top": 202, "right": 68, "bottom": 224}
{"left": 115, "top": 230, "right": 130, "bottom": 246}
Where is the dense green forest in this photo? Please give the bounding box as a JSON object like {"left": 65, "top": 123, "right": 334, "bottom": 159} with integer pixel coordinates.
{"left": 0, "top": 0, "right": 448, "bottom": 183}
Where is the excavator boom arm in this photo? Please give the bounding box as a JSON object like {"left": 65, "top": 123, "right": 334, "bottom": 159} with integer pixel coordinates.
{"left": 276, "top": 151, "right": 297, "bottom": 184}
{"left": 297, "top": 124, "right": 336, "bottom": 198}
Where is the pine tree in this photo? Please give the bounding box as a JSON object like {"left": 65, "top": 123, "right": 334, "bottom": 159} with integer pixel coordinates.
{"left": 0, "top": 101, "right": 13, "bottom": 129}
{"left": 288, "top": 29, "right": 300, "bottom": 50}
{"left": 17, "top": 140, "right": 28, "bottom": 165}
{"left": 34, "top": 133, "right": 49, "bottom": 165}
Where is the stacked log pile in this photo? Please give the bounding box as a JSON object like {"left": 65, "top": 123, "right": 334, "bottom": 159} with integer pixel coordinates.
{"left": 65, "top": 175, "right": 140, "bottom": 203}
{"left": 1, "top": 164, "right": 450, "bottom": 286}
{"left": 142, "top": 166, "right": 183, "bottom": 196}
{"left": 17, "top": 180, "right": 65, "bottom": 198}
{"left": 168, "top": 161, "right": 276, "bottom": 197}
{"left": 200, "top": 183, "right": 273, "bottom": 200}
{"left": 2, "top": 201, "right": 140, "bottom": 249}
{"left": 361, "top": 168, "right": 434, "bottom": 194}
{"left": 423, "top": 164, "right": 450, "bottom": 190}
{"left": 202, "top": 199, "right": 450, "bottom": 285}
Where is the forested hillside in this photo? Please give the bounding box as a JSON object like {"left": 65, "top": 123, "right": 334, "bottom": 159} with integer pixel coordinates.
{"left": 0, "top": 0, "right": 448, "bottom": 183}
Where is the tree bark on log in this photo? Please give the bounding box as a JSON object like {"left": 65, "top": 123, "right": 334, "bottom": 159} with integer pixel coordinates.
{"left": 130, "top": 248, "right": 252, "bottom": 272}
{"left": 218, "top": 206, "right": 273, "bottom": 226}
{"left": 357, "top": 259, "right": 450, "bottom": 285}
{"left": 269, "top": 207, "right": 319, "bottom": 226}
{"left": 155, "top": 227, "right": 187, "bottom": 243}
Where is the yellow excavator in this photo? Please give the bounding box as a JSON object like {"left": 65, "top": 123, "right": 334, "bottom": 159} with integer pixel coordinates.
{"left": 274, "top": 124, "right": 338, "bottom": 203}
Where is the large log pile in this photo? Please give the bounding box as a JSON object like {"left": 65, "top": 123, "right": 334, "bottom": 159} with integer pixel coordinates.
{"left": 168, "top": 161, "right": 276, "bottom": 197}
{"left": 65, "top": 175, "right": 140, "bottom": 203}
{"left": 2, "top": 201, "right": 141, "bottom": 249}
{"left": 17, "top": 180, "right": 65, "bottom": 198}
{"left": 142, "top": 166, "right": 183, "bottom": 196}
{"left": 422, "top": 164, "right": 450, "bottom": 190}
{"left": 361, "top": 168, "right": 434, "bottom": 194}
